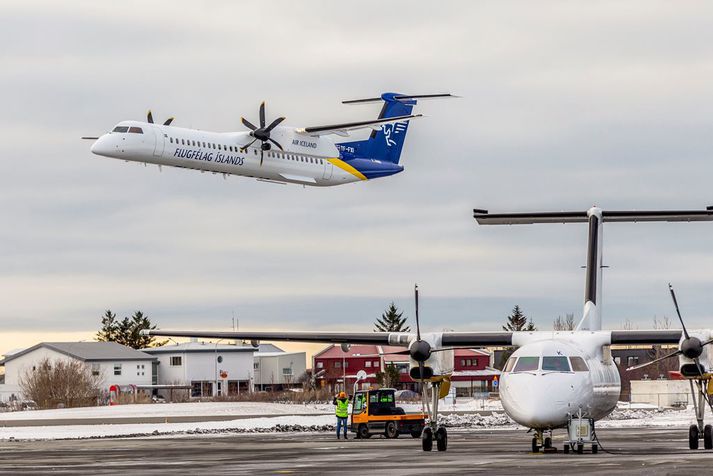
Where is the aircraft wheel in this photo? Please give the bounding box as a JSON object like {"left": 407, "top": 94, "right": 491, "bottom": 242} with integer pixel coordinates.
{"left": 563, "top": 444, "right": 570, "bottom": 454}
{"left": 577, "top": 443, "right": 584, "bottom": 454}
{"left": 544, "top": 437, "right": 552, "bottom": 449}
{"left": 436, "top": 427, "right": 448, "bottom": 452}
{"left": 357, "top": 424, "right": 370, "bottom": 440}
{"left": 531, "top": 437, "right": 540, "bottom": 453}
{"left": 422, "top": 427, "right": 433, "bottom": 452}
{"left": 592, "top": 444, "right": 598, "bottom": 454}
{"left": 384, "top": 421, "right": 398, "bottom": 439}
{"left": 689, "top": 424, "right": 700, "bottom": 450}
{"left": 704, "top": 425, "right": 713, "bottom": 450}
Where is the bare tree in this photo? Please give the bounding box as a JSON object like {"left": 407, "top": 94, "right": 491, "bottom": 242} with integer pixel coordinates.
{"left": 553, "top": 313, "right": 576, "bottom": 331}
{"left": 19, "top": 358, "right": 103, "bottom": 409}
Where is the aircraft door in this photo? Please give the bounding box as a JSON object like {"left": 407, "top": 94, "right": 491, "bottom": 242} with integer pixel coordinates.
{"left": 322, "top": 160, "right": 333, "bottom": 180}
{"left": 153, "top": 127, "right": 165, "bottom": 157}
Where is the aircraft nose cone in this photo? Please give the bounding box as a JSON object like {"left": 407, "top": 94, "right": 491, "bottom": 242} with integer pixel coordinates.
{"left": 90, "top": 135, "right": 112, "bottom": 156}
{"left": 502, "top": 374, "right": 571, "bottom": 428}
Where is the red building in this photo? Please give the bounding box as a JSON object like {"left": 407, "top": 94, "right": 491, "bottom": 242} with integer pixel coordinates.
{"left": 312, "top": 345, "right": 499, "bottom": 396}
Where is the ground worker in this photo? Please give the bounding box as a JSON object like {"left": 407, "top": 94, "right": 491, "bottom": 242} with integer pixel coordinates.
{"left": 333, "top": 391, "right": 350, "bottom": 439}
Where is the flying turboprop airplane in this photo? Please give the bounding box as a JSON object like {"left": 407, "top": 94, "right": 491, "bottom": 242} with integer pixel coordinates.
{"left": 82, "top": 93, "right": 453, "bottom": 187}
{"left": 143, "top": 205, "right": 713, "bottom": 453}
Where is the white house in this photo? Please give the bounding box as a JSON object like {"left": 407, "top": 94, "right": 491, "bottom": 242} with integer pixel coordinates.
{"left": 143, "top": 341, "right": 255, "bottom": 397}
{"left": 253, "top": 344, "right": 306, "bottom": 391}
{"left": 0, "top": 342, "right": 156, "bottom": 401}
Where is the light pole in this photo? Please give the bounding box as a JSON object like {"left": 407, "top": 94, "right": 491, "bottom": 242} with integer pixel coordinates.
{"left": 214, "top": 338, "right": 225, "bottom": 397}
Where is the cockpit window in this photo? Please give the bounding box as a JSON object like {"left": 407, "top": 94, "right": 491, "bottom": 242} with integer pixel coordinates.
{"left": 513, "top": 356, "right": 539, "bottom": 372}
{"left": 570, "top": 356, "right": 589, "bottom": 372}
{"left": 128, "top": 127, "right": 143, "bottom": 134}
{"left": 542, "top": 356, "right": 571, "bottom": 372}
{"left": 112, "top": 126, "right": 129, "bottom": 133}
{"left": 504, "top": 357, "right": 517, "bottom": 372}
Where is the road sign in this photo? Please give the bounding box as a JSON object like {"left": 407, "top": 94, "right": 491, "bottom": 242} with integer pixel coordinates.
{"left": 492, "top": 376, "right": 499, "bottom": 388}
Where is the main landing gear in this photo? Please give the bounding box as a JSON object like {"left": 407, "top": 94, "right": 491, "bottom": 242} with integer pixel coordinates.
{"left": 687, "top": 379, "right": 713, "bottom": 450}
{"left": 420, "top": 380, "right": 448, "bottom": 452}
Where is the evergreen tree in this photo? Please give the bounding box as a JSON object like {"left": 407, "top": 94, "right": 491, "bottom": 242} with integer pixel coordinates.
{"left": 374, "top": 302, "right": 410, "bottom": 332}
{"left": 502, "top": 305, "right": 536, "bottom": 331}
{"left": 96, "top": 310, "right": 167, "bottom": 349}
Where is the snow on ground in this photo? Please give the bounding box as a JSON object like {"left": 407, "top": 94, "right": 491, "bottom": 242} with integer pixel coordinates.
{"left": 0, "top": 399, "right": 700, "bottom": 441}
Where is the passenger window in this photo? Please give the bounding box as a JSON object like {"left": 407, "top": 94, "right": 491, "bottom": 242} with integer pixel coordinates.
{"left": 504, "top": 357, "right": 517, "bottom": 373}
{"left": 169, "top": 138, "right": 173, "bottom": 143}
{"left": 570, "top": 356, "right": 589, "bottom": 372}
{"left": 542, "top": 356, "right": 571, "bottom": 372}
{"left": 513, "top": 356, "right": 539, "bottom": 372}
{"left": 112, "top": 126, "right": 129, "bottom": 133}
{"left": 128, "top": 127, "right": 143, "bottom": 134}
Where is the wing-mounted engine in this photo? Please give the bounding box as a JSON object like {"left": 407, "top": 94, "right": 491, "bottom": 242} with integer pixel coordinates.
{"left": 408, "top": 332, "right": 454, "bottom": 382}
{"left": 679, "top": 330, "right": 713, "bottom": 378}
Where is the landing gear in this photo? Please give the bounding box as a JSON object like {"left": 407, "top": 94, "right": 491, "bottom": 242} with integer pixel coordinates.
{"left": 436, "top": 427, "right": 448, "bottom": 452}
{"left": 531, "top": 430, "right": 555, "bottom": 453}
{"left": 420, "top": 380, "right": 449, "bottom": 451}
{"left": 422, "top": 427, "right": 433, "bottom": 452}
{"left": 686, "top": 379, "right": 713, "bottom": 450}
{"left": 531, "top": 436, "right": 540, "bottom": 453}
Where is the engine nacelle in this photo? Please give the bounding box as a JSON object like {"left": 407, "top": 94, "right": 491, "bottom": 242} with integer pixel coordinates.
{"left": 679, "top": 330, "right": 713, "bottom": 377}
{"left": 407, "top": 332, "right": 454, "bottom": 381}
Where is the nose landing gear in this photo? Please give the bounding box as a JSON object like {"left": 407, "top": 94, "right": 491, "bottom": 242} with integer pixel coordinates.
{"left": 420, "top": 380, "right": 448, "bottom": 452}
{"left": 687, "top": 379, "right": 713, "bottom": 450}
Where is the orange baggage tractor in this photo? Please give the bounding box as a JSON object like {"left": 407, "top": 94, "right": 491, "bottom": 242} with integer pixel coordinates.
{"left": 350, "top": 388, "right": 426, "bottom": 439}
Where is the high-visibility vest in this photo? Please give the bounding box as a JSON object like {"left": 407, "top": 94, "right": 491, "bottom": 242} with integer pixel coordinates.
{"left": 335, "top": 398, "right": 349, "bottom": 418}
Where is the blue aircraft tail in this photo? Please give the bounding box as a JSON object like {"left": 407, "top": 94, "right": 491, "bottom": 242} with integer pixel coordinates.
{"left": 337, "top": 92, "right": 417, "bottom": 164}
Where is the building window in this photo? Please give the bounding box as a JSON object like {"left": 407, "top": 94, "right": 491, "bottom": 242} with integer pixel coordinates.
{"left": 344, "top": 361, "right": 349, "bottom": 368}
{"left": 114, "top": 364, "right": 122, "bottom": 376}
{"left": 282, "top": 367, "right": 293, "bottom": 376}
{"left": 170, "top": 356, "right": 182, "bottom": 366}
{"left": 316, "top": 361, "right": 323, "bottom": 369}
{"left": 373, "top": 361, "right": 379, "bottom": 367}
{"left": 460, "top": 359, "right": 465, "bottom": 366}
{"left": 334, "top": 361, "right": 341, "bottom": 368}
{"left": 91, "top": 363, "right": 100, "bottom": 376}
{"left": 365, "top": 361, "right": 372, "bottom": 368}
{"left": 614, "top": 356, "right": 621, "bottom": 365}
{"left": 627, "top": 356, "right": 639, "bottom": 367}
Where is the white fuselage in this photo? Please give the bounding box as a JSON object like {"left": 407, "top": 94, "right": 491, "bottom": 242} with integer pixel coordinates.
{"left": 89, "top": 121, "right": 368, "bottom": 187}
{"left": 499, "top": 331, "right": 620, "bottom": 430}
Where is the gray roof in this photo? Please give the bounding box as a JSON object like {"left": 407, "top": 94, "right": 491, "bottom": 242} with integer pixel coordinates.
{"left": 257, "top": 343, "right": 284, "bottom": 353}
{"left": 0, "top": 342, "right": 156, "bottom": 365}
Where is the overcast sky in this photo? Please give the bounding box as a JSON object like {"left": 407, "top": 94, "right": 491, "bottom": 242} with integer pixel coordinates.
{"left": 1, "top": 0, "right": 713, "bottom": 354}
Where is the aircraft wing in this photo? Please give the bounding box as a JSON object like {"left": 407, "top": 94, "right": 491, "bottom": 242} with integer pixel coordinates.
{"left": 610, "top": 330, "right": 682, "bottom": 344}
{"left": 294, "top": 114, "right": 422, "bottom": 137}
{"left": 143, "top": 329, "right": 515, "bottom": 347}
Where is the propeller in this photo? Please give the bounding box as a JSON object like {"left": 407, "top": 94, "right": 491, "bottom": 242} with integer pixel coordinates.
{"left": 627, "top": 284, "right": 713, "bottom": 375}
{"left": 240, "top": 101, "right": 285, "bottom": 166}
{"left": 147, "top": 110, "right": 174, "bottom": 126}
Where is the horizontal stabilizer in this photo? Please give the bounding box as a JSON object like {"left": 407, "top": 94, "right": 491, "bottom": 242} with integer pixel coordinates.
{"left": 296, "top": 114, "right": 422, "bottom": 137}
{"left": 474, "top": 208, "right": 713, "bottom": 225}
{"left": 343, "top": 93, "right": 458, "bottom": 105}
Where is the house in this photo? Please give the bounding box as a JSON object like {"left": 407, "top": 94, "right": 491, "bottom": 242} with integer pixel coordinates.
{"left": 0, "top": 342, "right": 156, "bottom": 402}
{"left": 142, "top": 341, "right": 255, "bottom": 397}
{"left": 253, "top": 344, "right": 306, "bottom": 391}
{"left": 312, "top": 344, "right": 499, "bottom": 394}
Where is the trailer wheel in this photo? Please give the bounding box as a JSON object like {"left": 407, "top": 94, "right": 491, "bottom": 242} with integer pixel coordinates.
{"left": 411, "top": 429, "right": 422, "bottom": 438}
{"left": 385, "top": 421, "right": 398, "bottom": 439}
{"left": 357, "top": 424, "right": 371, "bottom": 439}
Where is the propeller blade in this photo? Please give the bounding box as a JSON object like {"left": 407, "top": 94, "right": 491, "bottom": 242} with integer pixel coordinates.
{"left": 669, "top": 283, "right": 690, "bottom": 340}
{"left": 693, "top": 357, "right": 706, "bottom": 378}
{"left": 626, "top": 349, "right": 681, "bottom": 371}
{"left": 415, "top": 284, "right": 421, "bottom": 341}
{"left": 81, "top": 136, "right": 99, "bottom": 140}
{"left": 147, "top": 110, "right": 154, "bottom": 123}
{"left": 259, "top": 101, "right": 266, "bottom": 128}
{"left": 241, "top": 117, "right": 258, "bottom": 131}
{"left": 265, "top": 116, "right": 285, "bottom": 132}
{"left": 163, "top": 117, "right": 174, "bottom": 126}
{"left": 268, "top": 138, "right": 284, "bottom": 151}
{"left": 240, "top": 139, "right": 257, "bottom": 151}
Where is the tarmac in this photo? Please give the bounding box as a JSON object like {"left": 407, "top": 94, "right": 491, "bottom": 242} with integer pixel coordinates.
{"left": 0, "top": 427, "right": 706, "bottom": 475}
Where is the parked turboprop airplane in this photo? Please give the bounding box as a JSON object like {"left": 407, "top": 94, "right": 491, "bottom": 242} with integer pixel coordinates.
{"left": 143, "top": 205, "right": 713, "bottom": 453}
{"left": 82, "top": 93, "right": 453, "bottom": 187}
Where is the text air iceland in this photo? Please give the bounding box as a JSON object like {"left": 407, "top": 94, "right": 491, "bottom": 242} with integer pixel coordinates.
{"left": 174, "top": 148, "right": 245, "bottom": 166}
